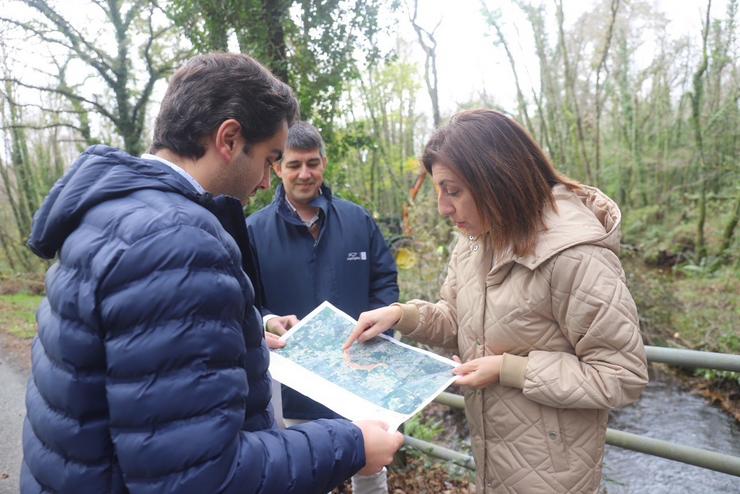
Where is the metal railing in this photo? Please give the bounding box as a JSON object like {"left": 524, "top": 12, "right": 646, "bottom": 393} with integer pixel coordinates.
{"left": 404, "top": 345, "right": 740, "bottom": 477}
{"left": 645, "top": 346, "right": 740, "bottom": 372}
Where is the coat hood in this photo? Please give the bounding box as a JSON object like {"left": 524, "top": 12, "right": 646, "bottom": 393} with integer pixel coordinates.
{"left": 28, "top": 145, "right": 201, "bottom": 259}
{"left": 509, "top": 184, "right": 622, "bottom": 270}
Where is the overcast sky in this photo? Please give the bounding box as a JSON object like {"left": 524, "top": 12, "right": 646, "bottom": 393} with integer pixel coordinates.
{"left": 399, "top": 0, "right": 726, "bottom": 115}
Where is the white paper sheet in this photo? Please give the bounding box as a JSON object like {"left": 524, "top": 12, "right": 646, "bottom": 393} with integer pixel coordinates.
{"left": 269, "top": 301, "right": 459, "bottom": 431}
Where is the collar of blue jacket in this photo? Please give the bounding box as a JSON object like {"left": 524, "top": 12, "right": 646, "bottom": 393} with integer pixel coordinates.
{"left": 273, "top": 183, "right": 333, "bottom": 227}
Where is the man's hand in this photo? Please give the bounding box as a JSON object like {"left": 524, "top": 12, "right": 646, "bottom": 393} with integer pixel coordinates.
{"left": 452, "top": 355, "right": 503, "bottom": 389}
{"left": 265, "top": 332, "right": 285, "bottom": 349}
{"left": 343, "top": 305, "right": 402, "bottom": 350}
{"left": 353, "top": 420, "right": 404, "bottom": 476}
{"left": 266, "top": 315, "right": 299, "bottom": 336}
{"left": 264, "top": 315, "right": 299, "bottom": 349}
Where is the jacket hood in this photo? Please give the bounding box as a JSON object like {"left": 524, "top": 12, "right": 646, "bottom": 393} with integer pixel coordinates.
{"left": 28, "top": 145, "right": 201, "bottom": 259}
{"left": 509, "top": 184, "right": 622, "bottom": 270}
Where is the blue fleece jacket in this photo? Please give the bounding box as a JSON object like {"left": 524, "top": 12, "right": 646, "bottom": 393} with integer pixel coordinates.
{"left": 246, "top": 184, "right": 399, "bottom": 420}
{"left": 21, "top": 145, "right": 365, "bottom": 494}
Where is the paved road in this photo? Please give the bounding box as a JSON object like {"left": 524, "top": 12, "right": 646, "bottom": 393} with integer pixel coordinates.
{"left": 0, "top": 355, "right": 26, "bottom": 494}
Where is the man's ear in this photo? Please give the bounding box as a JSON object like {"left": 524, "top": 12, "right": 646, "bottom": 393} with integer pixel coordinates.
{"left": 321, "top": 155, "right": 328, "bottom": 170}
{"left": 214, "top": 119, "right": 242, "bottom": 162}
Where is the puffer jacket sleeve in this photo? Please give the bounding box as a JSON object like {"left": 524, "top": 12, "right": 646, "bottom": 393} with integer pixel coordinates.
{"left": 367, "top": 215, "right": 399, "bottom": 309}
{"left": 515, "top": 245, "right": 648, "bottom": 409}
{"left": 98, "top": 224, "right": 364, "bottom": 494}
{"left": 395, "top": 242, "right": 460, "bottom": 350}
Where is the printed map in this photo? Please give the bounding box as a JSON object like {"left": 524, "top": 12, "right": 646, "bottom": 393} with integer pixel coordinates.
{"left": 273, "top": 302, "right": 457, "bottom": 417}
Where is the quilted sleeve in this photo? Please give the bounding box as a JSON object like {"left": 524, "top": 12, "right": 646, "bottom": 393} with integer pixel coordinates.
{"left": 98, "top": 224, "right": 364, "bottom": 494}
{"left": 515, "top": 245, "right": 648, "bottom": 409}
{"left": 395, "top": 243, "right": 460, "bottom": 350}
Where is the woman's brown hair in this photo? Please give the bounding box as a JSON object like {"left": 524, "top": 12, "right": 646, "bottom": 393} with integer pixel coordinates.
{"left": 422, "top": 109, "right": 579, "bottom": 257}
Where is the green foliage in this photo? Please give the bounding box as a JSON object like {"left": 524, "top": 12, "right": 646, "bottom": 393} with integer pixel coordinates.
{"left": 396, "top": 183, "right": 454, "bottom": 303}
{"left": 671, "top": 266, "right": 739, "bottom": 344}
{"left": 487, "top": 0, "right": 739, "bottom": 267}
{"left": 244, "top": 182, "right": 279, "bottom": 216}
{"left": 693, "top": 328, "right": 740, "bottom": 384}
{"left": 0, "top": 88, "right": 66, "bottom": 272}
{"left": 404, "top": 414, "right": 444, "bottom": 443}
{"left": 331, "top": 51, "right": 424, "bottom": 219}
{"left": 167, "top": 0, "right": 387, "bottom": 135}
{"left": 625, "top": 246, "right": 739, "bottom": 365}
{"left": 401, "top": 408, "right": 474, "bottom": 482}
{"left": 624, "top": 257, "right": 740, "bottom": 392}
{"left": 622, "top": 191, "right": 739, "bottom": 269}
{"left": 0, "top": 292, "right": 43, "bottom": 339}
{"left": 694, "top": 368, "right": 740, "bottom": 386}
{"left": 674, "top": 256, "right": 725, "bottom": 277}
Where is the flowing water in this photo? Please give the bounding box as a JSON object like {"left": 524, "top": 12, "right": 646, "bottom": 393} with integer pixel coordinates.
{"left": 602, "top": 375, "right": 740, "bottom": 493}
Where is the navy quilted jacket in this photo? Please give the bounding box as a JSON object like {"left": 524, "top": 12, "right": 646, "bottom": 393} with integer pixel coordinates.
{"left": 21, "top": 145, "right": 365, "bottom": 494}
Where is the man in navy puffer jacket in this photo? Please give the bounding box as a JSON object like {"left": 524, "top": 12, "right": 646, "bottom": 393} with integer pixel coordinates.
{"left": 21, "top": 52, "right": 403, "bottom": 494}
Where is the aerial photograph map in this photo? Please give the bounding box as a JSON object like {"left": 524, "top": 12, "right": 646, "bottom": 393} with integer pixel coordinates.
{"left": 273, "top": 302, "right": 457, "bottom": 417}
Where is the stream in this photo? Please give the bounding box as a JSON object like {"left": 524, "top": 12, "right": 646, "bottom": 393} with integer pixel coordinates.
{"left": 602, "top": 375, "right": 740, "bottom": 493}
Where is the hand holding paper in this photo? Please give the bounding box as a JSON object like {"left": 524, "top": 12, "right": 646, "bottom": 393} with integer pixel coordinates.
{"left": 453, "top": 355, "right": 503, "bottom": 389}
{"left": 353, "top": 420, "right": 404, "bottom": 475}
{"left": 270, "top": 302, "right": 458, "bottom": 431}
{"left": 267, "top": 314, "right": 299, "bottom": 336}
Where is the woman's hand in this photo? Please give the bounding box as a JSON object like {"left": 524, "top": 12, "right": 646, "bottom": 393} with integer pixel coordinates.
{"left": 453, "top": 355, "right": 503, "bottom": 389}
{"left": 343, "top": 305, "right": 403, "bottom": 350}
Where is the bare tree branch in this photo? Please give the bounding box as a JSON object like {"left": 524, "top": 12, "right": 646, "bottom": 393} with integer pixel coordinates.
{"left": 480, "top": 1, "right": 534, "bottom": 133}
{"left": 408, "top": 0, "right": 441, "bottom": 128}
{"left": 91, "top": 0, "right": 111, "bottom": 19}
{"left": 0, "top": 92, "right": 88, "bottom": 115}
{"left": 1, "top": 122, "right": 86, "bottom": 132}
{"left": 131, "top": 6, "right": 162, "bottom": 139}
{"left": 0, "top": 16, "right": 85, "bottom": 58}
{"left": 25, "top": 0, "right": 117, "bottom": 83}
{"left": 123, "top": 0, "right": 149, "bottom": 30}
{"left": 593, "top": 0, "right": 620, "bottom": 185}
{"left": 0, "top": 76, "right": 118, "bottom": 123}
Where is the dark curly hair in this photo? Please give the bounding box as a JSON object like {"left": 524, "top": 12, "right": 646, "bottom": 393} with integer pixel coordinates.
{"left": 150, "top": 52, "right": 298, "bottom": 159}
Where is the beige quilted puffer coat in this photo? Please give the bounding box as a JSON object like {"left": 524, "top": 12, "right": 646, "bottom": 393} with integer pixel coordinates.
{"left": 395, "top": 185, "right": 648, "bottom": 493}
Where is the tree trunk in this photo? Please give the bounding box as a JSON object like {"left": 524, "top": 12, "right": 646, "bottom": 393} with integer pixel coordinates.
{"left": 556, "top": 0, "right": 593, "bottom": 183}
{"left": 718, "top": 192, "right": 739, "bottom": 257}
{"left": 690, "top": 0, "right": 712, "bottom": 260}
{"left": 481, "top": 4, "right": 534, "bottom": 134}
{"left": 261, "top": 0, "right": 290, "bottom": 83}
{"left": 593, "top": 0, "right": 620, "bottom": 187}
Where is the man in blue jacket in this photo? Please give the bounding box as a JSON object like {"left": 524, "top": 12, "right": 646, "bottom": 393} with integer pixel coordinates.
{"left": 246, "top": 122, "right": 399, "bottom": 493}
{"left": 21, "top": 52, "right": 403, "bottom": 494}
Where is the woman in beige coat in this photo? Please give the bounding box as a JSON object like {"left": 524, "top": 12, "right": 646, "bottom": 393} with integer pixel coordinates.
{"left": 344, "top": 109, "right": 648, "bottom": 493}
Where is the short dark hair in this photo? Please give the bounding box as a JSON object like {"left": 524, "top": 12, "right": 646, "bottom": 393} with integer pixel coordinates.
{"left": 422, "top": 109, "right": 579, "bottom": 256}
{"left": 150, "top": 52, "right": 299, "bottom": 159}
{"left": 284, "top": 121, "right": 326, "bottom": 157}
